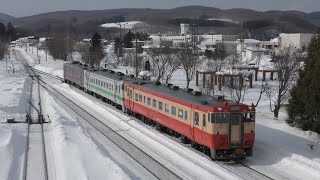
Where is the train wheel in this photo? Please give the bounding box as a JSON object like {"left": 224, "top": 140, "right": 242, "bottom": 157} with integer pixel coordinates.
{"left": 246, "top": 148, "right": 253, "bottom": 157}
{"left": 156, "top": 123, "right": 162, "bottom": 131}
{"left": 181, "top": 135, "right": 190, "bottom": 144}
{"left": 210, "top": 149, "right": 219, "bottom": 160}
{"left": 174, "top": 132, "right": 180, "bottom": 138}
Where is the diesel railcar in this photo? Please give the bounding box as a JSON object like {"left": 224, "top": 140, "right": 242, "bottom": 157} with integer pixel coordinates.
{"left": 63, "top": 62, "right": 256, "bottom": 160}
{"left": 83, "top": 68, "right": 132, "bottom": 111}
{"left": 124, "top": 81, "right": 255, "bottom": 159}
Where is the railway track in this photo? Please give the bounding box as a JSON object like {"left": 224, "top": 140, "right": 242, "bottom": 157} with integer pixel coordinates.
{"left": 15, "top": 49, "right": 276, "bottom": 180}
{"left": 78, "top": 90, "right": 275, "bottom": 180}
{"left": 15, "top": 50, "right": 49, "bottom": 180}
{"left": 15, "top": 50, "right": 181, "bottom": 180}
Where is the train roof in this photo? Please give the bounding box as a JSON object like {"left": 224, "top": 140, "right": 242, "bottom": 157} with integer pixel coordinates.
{"left": 127, "top": 80, "right": 238, "bottom": 109}
{"left": 89, "top": 69, "right": 134, "bottom": 81}
{"left": 64, "top": 61, "right": 87, "bottom": 70}
{"left": 64, "top": 62, "right": 134, "bottom": 81}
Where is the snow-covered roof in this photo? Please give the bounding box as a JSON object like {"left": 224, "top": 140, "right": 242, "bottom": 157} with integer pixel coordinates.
{"left": 270, "top": 38, "right": 279, "bottom": 43}
{"left": 39, "top": 38, "right": 46, "bottom": 42}
{"left": 238, "top": 39, "right": 261, "bottom": 44}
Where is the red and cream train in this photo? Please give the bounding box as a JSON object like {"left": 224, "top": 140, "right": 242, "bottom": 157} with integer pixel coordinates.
{"left": 64, "top": 62, "right": 256, "bottom": 159}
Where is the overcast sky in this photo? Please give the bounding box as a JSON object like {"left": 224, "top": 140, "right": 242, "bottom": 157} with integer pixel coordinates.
{"left": 1, "top": 0, "right": 320, "bottom": 17}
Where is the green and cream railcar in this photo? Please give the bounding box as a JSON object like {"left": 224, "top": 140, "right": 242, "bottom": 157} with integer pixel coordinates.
{"left": 83, "top": 69, "right": 130, "bottom": 111}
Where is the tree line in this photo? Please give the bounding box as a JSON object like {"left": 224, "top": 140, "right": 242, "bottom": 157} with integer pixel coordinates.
{"left": 0, "top": 22, "right": 17, "bottom": 59}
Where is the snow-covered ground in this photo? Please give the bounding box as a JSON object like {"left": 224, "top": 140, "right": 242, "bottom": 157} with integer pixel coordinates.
{"left": 1, "top": 46, "right": 320, "bottom": 180}
{"left": 101, "top": 21, "right": 143, "bottom": 29}
{"left": 207, "top": 18, "right": 239, "bottom": 24}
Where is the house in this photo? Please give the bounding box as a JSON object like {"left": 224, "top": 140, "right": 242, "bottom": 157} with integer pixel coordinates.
{"left": 279, "top": 33, "right": 313, "bottom": 51}
{"left": 237, "top": 39, "right": 267, "bottom": 61}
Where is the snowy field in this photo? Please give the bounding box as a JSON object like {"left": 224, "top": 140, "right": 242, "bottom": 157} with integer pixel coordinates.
{"left": 1, "top": 46, "right": 320, "bottom": 180}
{"left": 101, "top": 21, "right": 144, "bottom": 29}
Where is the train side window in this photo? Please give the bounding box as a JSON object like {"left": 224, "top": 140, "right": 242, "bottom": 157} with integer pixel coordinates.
{"left": 139, "top": 95, "right": 142, "bottom": 102}
{"left": 171, "top": 106, "right": 176, "bottom": 116}
{"left": 147, "top": 97, "right": 151, "bottom": 106}
{"left": 135, "top": 93, "right": 138, "bottom": 101}
{"left": 184, "top": 111, "right": 188, "bottom": 120}
{"left": 165, "top": 104, "right": 169, "bottom": 113}
{"left": 178, "top": 109, "right": 183, "bottom": 119}
{"left": 115, "top": 85, "right": 118, "bottom": 91}
{"left": 203, "top": 114, "right": 206, "bottom": 127}
{"left": 243, "top": 113, "right": 255, "bottom": 122}
{"left": 194, "top": 112, "right": 199, "bottom": 126}
{"left": 158, "top": 102, "right": 163, "bottom": 111}
{"left": 153, "top": 99, "right": 157, "bottom": 108}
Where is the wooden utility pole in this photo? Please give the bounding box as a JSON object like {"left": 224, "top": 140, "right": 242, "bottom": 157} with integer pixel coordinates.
{"left": 135, "top": 33, "right": 138, "bottom": 78}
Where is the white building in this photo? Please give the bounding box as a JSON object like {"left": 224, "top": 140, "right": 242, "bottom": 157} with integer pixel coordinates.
{"left": 279, "top": 33, "right": 313, "bottom": 50}
{"left": 180, "top": 24, "right": 190, "bottom": 35}
{"left": 237, "top": 39, "right": 266, "bottom": 61}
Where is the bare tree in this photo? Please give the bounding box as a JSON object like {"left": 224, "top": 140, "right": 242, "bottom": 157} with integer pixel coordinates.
{"left": 253, "top": 81, "right": 268, "bottom": 107}
{"left": 163, "top": 52, "right": 180, "bottom": 83}
{"left": 227, "top": 74, "right": 249, "bottom": 103}
{"left": 74, "top": 42, "right": 90, "bottom": 64}
{"left": 225, "top": 53, "right": 241, "bottom": 68}
{"left": 148, "top": 48, "right": 168, "bottom": 81}
{"left": 266, "top": 46, "right": 301, "bottom": 118}
{"left": 147, "top": 47, "right": 179, "bottom": 82}
{"left": 176, "top": 48, "right": 201, "bottom": 88}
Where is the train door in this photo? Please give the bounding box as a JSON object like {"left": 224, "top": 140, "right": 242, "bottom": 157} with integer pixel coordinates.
{"left": 229, "top": 114, "right": 243, "bottom": 147}
{"left": 190, "top": 108, "right": 195, "bottom": 139}
{"left": 113, "top": 81, "right": 117, "bottom": 103}
{"left": 128, "top": 86, "right": 133, "bottom": 109}
{"left": 192, "top": 110, "right": 200, "bottom": 141}
{"left": 201, "top": 113, "right": 207, "bottom": 143}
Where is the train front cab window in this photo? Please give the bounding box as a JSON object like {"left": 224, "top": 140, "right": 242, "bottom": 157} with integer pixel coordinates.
{"left": 210, "top": 113, "right": 229, "bottom": 123}
{"left": 243, "top": 112, "right": 255, "bottom": 122}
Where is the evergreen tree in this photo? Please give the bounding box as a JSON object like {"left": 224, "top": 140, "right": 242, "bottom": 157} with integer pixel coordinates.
{"left": 288, "top": 28, "right": 320, "bottom": 133}
{"left": 0, "top": 23, "right": 5, "bottom": 41}
{"left": 6, "top": 22, "right": 16, "bottom": 42}
{"left": 123, "top": 30, "right": 134, "bottom": 48}
{"left": 90, "top": 32, "right": 105, "bottom": 67}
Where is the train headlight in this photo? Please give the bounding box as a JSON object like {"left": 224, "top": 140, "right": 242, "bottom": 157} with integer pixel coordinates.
{"left": 217, "top": 107, "right": 222, "bottom": 111}
{"left": 248, "top": 106, "right": 253, "bottom": 110}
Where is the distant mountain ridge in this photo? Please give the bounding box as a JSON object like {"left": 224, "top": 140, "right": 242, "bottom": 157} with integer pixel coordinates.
{"left": 10, "top": 6, "right": 320, "bottom": 36}
{"left": 0, "top": 12, "right": 15, "bottom": 23}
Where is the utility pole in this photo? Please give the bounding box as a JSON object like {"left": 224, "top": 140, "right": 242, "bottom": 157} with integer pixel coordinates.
{"left": 119, "top": 23, "right": 123, "bottom": 57}
{"left": 45, "top": 40, "right": 48, "bottom": 62}
{"left": 135, "top": 32, "right": 138, "bottom": 78}
{"left": 192, "top": 22, "right": 196, "bottom": 55}
{"left": 5, "top": 50, "right": 7, "bottom": 73}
